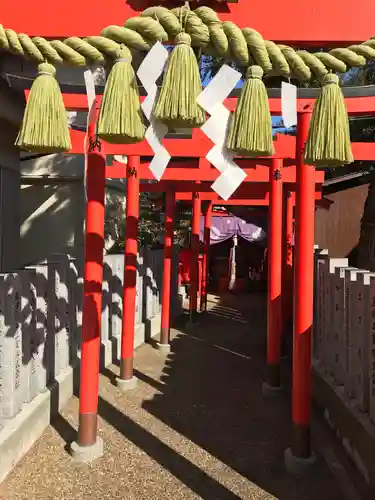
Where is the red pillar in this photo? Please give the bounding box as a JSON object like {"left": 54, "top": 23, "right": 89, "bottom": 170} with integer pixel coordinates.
{"left": 117, "top": 156, "right": 140, "bottom": 390}
{"left": 282, "top": 190, "right": 294, "bottom": 331}
{"left": 265, "top": 158, "right": 283, "bottom": 390}
{"left": 73, "top": 115, "right": 106, "bottom": 458}
{"left": 159, "top": 189, "right": 176, "bottom": 353}
{"left": 287, "top": 108, "right": 316, "bottom": 465}
{"left": 200, "top": 201, "right": 212, "bottom": 312}
{"left": 190, "top": 189, "right": 201, "bottom": 322}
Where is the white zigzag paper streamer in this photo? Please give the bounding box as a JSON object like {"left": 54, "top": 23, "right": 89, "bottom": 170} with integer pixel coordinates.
{"left": 137, "top": 42, "right": 170, "bottom": 181}
{"left": 197, "top": 65, "right": 246, "bottom": 201}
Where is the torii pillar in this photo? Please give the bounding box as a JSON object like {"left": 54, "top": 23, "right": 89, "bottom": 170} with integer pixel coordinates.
{"left": 70, "top": 110, "right": 105, "bottom": 462}
{"left": 282, "top": 190, "right": 294, "bottom": 331}
{"left": 201, "top": 201, "right": 212, "bottom": 312}
{"left": 159, "top": 188, "right": 176, "bottom": 354}
{"left": 285, "top": 107, "right": 317, "bottom": 472}
{"left": 263, "top": 158, "right": 283, "bottom": 394}
{"left": 116, "top": 156, "right": 140, "bottom": 391}
{"left": 189, "top": 188, "right": 201, "bottom": 323}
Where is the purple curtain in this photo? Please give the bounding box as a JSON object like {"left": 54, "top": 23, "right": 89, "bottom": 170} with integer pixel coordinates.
{"left": 236, "top": 218, "right": 267, "bottom": 243}
{"left": 200, "top": 216, "right": 237, "bottom": 244}
{"left": 200, "top": 216, "right": 267, "bottom": 245}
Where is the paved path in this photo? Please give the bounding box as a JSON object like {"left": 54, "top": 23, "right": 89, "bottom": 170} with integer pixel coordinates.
{"left": 0, "top": 293, "right": 344, "bottom": 500}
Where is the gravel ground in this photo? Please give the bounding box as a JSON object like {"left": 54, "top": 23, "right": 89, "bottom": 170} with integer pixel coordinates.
{"left": 0, "top": 294, "right": 343, "bottom": 500}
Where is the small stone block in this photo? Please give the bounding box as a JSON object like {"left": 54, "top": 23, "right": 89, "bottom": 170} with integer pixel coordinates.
{"left": 70, "top": 437, "right": 104, "bottom": 463}
{"left": 115, "top": 376, "right": 138, "bottom": 392}
{"left": 284, "top": 447, "right": 316, "bottom": 475}
{"left": 157, "top": 343, "right": 171, "bottom": 355}
{"left": 262, "top": 381, "right": 283, "bottom": 397}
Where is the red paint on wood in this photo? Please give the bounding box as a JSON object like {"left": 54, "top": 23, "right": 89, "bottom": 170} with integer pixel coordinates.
{"left": 175, "top": 188, "right": 322, "bottom": 201}
{"left": 107, "top": 161, "right": 325, "bottom": 184}
{"left": 120, "top": 156, "right": 140, "bottom": 380}
{"left": 190, "top": 189, "right": 201, "bottom": 317}
{"left": 57, "top": 92, "right": 375, "bottom": 117}
{"left": 267, "top": 159, "right": 283, "bottom": 372}
{"left": 201, "top": 202, "right": 212, "bottom": 312}
{"left": 282, "top": 190, "right": 294, "bottom": 331}
{"left": 292, "top": 110, "right": 315, "bottom": 453}
{"left": 70, "top": 129, "right": 375, "bottom": 164}
{"left": 78, "top": 108, "right": 106, "bottom": 446}
{"left": 8, "top": 0, "right": 375, "bottom": 44}
{"left": 160, "top": 189, "right": 176, "bottom": 344}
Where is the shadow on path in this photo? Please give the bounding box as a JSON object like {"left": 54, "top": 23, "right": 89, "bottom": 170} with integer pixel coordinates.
{"left": 141, "top": 292, "right": 342, "bottom": 500}
{"left": 1, "top": 293, "right": 343, "bottom": 500}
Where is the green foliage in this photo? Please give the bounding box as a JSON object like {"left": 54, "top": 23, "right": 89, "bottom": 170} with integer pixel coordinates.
{"left": 105, "top": 186, "right": 192, "bottom": 252}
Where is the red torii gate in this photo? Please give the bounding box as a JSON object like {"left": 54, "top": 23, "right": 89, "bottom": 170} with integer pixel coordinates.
{"left": 174, "top": 187, "right": 323, "bottom": 315}
{"left": 62, "top": 91, "right": 375, "bottom": 468}
{"left": 9, "top": 0, "right": 375, "bottom": 472}
{"left": 112, "top": 161, "right": 325, "bottom": 365}
{"left": 22, "top": 88, "right": 375, "bottom": 467}
{"left": 144, "top": 180, "right": 323, "bottom": 317}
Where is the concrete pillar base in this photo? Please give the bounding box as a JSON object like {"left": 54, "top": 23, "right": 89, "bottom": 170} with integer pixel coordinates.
{"left": 70, "top": 437, "right": 104, "bottom": 463}
{"left": 157, "top": 343, "right": 171, "bottom": 355}
{"left": 284, "top": 447, "right": 316, "bottom": 475}
{"left": 115, "top": 376, "right": 138, "bottom": 392}
{"left": 262, "top": 381, "right": 283, "bottom": 397}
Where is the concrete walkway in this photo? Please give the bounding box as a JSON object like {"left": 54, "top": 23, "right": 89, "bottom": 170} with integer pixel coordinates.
{"left": 0, "top": 293, "right": 345, "bottom": 499}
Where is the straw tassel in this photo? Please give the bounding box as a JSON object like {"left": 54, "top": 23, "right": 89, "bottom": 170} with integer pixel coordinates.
{"left": 226, "top": 66, "right": 274, "bottom": 157}
{"left": 16, "top": 62, "right": 71, "bottom": 153}
{"left": 153, "top": 32, "right": 205, "bottom": 128}
{"left": 305, "top": 73, "right": 353, "bottom": 166}
{"left": 97, "top": 46, "right": 145, "bottom": 144}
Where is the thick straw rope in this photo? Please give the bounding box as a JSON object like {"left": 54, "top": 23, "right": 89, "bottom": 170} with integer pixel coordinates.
{"left": 1, "top": 6, "right": 375, "bottom": 80}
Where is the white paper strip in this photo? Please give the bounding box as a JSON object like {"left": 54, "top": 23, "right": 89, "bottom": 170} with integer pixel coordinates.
{"left": 84, "top": 70, "right": 96, "bottom": 121}
{"left": 137, "top": 42, "right": 170, "bottom": 181}
{"left": 197, "top": 65, "right": 241, "bottom": 115}
{"left": 113, "top": 155, "right": 128, "bottom": 164}
{"left": 83, "top": 69, "right": 96, "bottom": 201}
{"left": 281, "top": 81, "right": 297, "bottom": 128}
{"left": 197, "top": 65, "right": 243, "bottom": 200}
{"left": 201, "top": 104, "right": 231, "bottom": 145}
{"left": 206, "top": 145, "right": 235, "bottom": 174}
{"left": 212, "top": 165, "right": 246, "bottom": 201}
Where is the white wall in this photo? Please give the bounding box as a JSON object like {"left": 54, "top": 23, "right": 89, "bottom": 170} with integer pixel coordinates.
{"left": 20, "top": 182, "right": 85, "bottom": 267}
{"left": 20, "top": 153, "right": 85, "bottom": 266}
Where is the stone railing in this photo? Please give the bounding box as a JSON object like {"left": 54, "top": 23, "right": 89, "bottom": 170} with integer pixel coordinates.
{"left": 0, "top": 248, "right": 182, "bottom": 482}
{"left": 313, "top": 247, "right": 375, "bottom": 488}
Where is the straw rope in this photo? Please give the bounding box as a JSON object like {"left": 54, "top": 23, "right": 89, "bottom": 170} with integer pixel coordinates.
{"left": 1, "top": 6, "right": 375, "bottom": 81}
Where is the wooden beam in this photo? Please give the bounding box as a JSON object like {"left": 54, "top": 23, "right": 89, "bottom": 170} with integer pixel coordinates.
{"left": 175, "top": 191, "right": 322, "bottom": 203}
{"left": 109, "top": 163, "right": 324, "bottom": 184}
{"left": 141, "top": 180, "right": 323, "bottom": 193}
{"left": 60, "top": 93, "right": 375, "bottom": 116}
{"left": 72, "top": 128, "right": 375, "bottom": 163}
{"left": 71, "top": 128, "right": 296, "bottom": 158}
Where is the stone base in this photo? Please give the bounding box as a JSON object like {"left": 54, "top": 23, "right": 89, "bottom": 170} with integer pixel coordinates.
{"left": 157, "top": 343, "right": 171, "bottom": 355}
{"left": 115, "top": 376, "right": 138, "bottom": 392}
{"left": 262, "top": 381, "right": 283, "bottom": 397}
{"left": 284, "top": 447, "right": 316, "bottom": 475}
{"left": 70, "top": 437, "right": 104, "bottom": 463}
